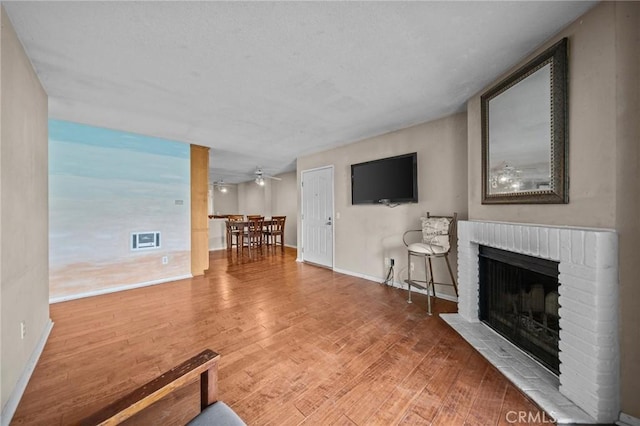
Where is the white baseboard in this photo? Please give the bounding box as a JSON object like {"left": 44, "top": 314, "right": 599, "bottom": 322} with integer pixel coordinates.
{"left": 210, "top": 245, "right": 296, "bottom": 252}
{"left": 619, "top": 413, "right": 640, "bottom": 426}
{"left": 1, "top": 318, "right": 54, "bottom": 426}
{"left": 332, "top": 267, "right": 387, "bottom": 285}
{"left": 49, "top": 274, "right": 193, "bottom": 303}
{"left": 208, "top": 247, "right": 227, "bottom": 252}
{"left": 332, "top": 267, "right": 458, "bottom": 303}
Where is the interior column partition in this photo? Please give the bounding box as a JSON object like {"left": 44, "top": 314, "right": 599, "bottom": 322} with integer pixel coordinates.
{"left": 191, "top": 145, "right": 210, "bottom": 276}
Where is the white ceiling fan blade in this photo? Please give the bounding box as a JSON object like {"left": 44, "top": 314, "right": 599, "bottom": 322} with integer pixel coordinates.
{"left": 254, "top": 167, "right": 281, "bottom": 181}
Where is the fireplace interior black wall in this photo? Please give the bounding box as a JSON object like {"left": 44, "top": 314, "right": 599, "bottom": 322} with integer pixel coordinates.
{"left": 479, "top": 246, "right": 560, "bottom": 375}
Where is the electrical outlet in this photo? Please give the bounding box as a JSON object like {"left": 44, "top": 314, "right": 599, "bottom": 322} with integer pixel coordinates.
{"left": 410, "top": 262, "right": 415, "bottom": 271}
{"left": 20, "top": 321, "right": 26, "bottom": 340}
{"left": 390, "top": 258, "right": 395, "bottom": 267}
{"left": 162, "top": 256, "right": 168, "bottom": 265}
{"left": 384, "top": 257, "right": 390, "bottom": 267}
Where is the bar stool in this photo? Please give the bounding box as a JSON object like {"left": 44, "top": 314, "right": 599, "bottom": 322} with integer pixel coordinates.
{"left": 403, "top": 212, "right": 458, "bottom": 315}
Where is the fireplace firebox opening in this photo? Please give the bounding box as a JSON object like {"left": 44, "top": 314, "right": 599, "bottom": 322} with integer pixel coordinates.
{"left": 479, "top": 245, "right": 560, "bottom": 375}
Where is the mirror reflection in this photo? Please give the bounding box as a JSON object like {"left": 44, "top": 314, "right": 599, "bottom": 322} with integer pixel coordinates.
{"left": 481, "top": 37, "right": 568, "bottom": 205}
{"left": 488, "top": 64, "right": 552, "bottom": 195}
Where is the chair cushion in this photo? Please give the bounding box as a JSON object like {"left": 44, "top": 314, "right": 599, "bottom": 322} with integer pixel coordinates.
{"left": 187, "top": 401, "right": 246, "bottom": 426}
{"left": 420, "top": 216, "right": 452, "bottom": 254}
{"left": 407, "top": 242, "right": 448, "bottom": 255}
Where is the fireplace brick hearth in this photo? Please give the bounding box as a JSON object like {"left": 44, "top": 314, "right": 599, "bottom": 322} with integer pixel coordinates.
{"left": 442, "top": 220, "right": 619, "bottom": 424}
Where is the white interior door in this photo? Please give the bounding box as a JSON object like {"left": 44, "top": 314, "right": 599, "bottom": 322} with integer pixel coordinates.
{"left": 301, "top": 166, "right": 333, "bottom": 268}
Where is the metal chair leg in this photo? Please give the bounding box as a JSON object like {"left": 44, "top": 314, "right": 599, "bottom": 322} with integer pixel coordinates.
{"left": 407, "top": 251, "right": 413, "bottom": 304}
{"left": 445, "top": 255, "right": 458, "bottom": 296}
{"left": 425, "top": 256, "right": 432, "bottom": 315}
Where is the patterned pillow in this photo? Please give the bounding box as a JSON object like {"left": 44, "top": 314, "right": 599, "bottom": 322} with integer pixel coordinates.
{"left": 420, "top": 216, "right": 452, "bottom": 253}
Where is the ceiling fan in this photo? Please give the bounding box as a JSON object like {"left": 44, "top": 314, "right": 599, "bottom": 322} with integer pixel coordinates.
{"left": 213, "top": 180, "right": 228, "bottom": 193}
{"left": 254, "top": 167, "right": 281, "bottom": 186}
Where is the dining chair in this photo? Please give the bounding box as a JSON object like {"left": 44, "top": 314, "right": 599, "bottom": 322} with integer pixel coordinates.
{"left": 403, "top": 212, "right": 458, "bottom": 315}
{"left": 246, "top": 215, "right": 264, "bottom": 240}
{"left": 243, "top": 216, "right": 264, "bottom": 257}
{"left": 226, "top": 215, "right": 244, "bottom": 252}
{"left": 264, "top": 216, "right": 286, "bottom": 252}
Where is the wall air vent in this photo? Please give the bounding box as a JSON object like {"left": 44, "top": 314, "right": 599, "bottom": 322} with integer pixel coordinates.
{"left": 131, "top": 232, "right": 161, "bottom": 251}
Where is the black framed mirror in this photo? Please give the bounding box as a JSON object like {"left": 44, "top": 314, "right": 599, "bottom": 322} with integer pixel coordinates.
{"left": 481, "top": 38, "right": 568, "bottom": 204}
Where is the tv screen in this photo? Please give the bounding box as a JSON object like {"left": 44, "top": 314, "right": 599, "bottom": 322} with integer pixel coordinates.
{"left": 351, "top": 153, "right": 418, "bottom": 205}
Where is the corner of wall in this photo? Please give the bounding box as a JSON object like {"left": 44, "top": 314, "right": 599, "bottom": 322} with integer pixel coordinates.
{"left": 614, "top": 1, "right": 640, "bottom": 419}
{"left": 0, "top": 4, "right": 3, "bottom": 414}
{"left": 1, "top": 5, "right": 50, "bottom": 418}
{"left": 0, "top": 320, "right": 53, "bottom": 426}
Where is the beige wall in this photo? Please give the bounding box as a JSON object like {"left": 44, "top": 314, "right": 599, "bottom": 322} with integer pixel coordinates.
{"left": 238, "top": 178, "right": 272, "bottom": 217}
{"left": 271, "top": 172, "right": 297, "bottom": 247}
{"left": 468, "top": 3, "right": 617, "bottom": 227}
{"left": 614, "top": 2, "right": 640, "bottom": 418}
{"left": 467, "top": 2, "right": 640, "bottom": 417}
{"left": 212, "top": 184, "right": 239, "bottom": 216}
{"left": 209, "top": 184, "right": 240, "bottom": 250}
{"left": 1, "top": 6, "right": 49, "bottom": 413}
{"left": 297, "top": 113, "right": 468, "bottom": 296}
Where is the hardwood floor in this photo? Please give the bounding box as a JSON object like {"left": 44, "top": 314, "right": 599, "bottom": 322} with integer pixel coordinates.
{"left": 12, "top": 248, "right": 551, "bottom": 425}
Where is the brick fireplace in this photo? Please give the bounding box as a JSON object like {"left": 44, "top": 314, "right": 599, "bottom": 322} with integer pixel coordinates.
{"left": 441, "top": 220, "right": 619, "bottom": 423}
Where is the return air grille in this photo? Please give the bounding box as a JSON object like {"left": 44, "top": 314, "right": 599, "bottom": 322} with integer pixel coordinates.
{"left": 131, "top": 232, "right": 161, "bottom": 250}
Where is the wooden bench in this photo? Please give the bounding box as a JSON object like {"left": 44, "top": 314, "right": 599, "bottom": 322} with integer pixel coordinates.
{"left": 80, "top": 349, "right": 244, "bottom": 425}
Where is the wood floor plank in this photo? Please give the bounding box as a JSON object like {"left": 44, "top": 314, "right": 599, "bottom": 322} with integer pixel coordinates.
{"left": 498, "top": 385, "right": 553, "bottom": 426}
{"left": 12, "top": 248, "right": 552, "bottom": 425}
{"left": 431, "top": 349, "right": 489, "bottom": 425}
{"left": 392, "top": 331, "right": 473, "bottom": 423}
{"left": 399, "top": 410, "right": 432, "bottom": 425}
{"left": 366, "top": 346, "right": 447, "bottom": 425}
{"left": 464, "top": 366, "right": 509, "bottom": 426}
{"left": 259, "top": 401, "right": 306, "bottom": 426}
{"left": 342, "top": 334, "right": 429, "bottom": 424}
{"left": 293, "top": 324, "right": 410, "bottom": 418}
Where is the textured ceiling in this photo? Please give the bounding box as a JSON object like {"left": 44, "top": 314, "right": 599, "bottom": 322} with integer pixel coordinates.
{"left": 4, "top": 1, "right": 595, "bottom": 183}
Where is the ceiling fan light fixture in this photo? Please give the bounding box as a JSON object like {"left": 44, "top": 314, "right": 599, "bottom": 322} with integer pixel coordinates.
{"left": 253, "top": 167, "right": 281, "bottom": 184}
{"left": 215, "top": 180, "right": 228, "bottom": 193}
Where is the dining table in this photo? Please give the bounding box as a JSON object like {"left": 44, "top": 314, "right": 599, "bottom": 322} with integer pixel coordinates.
{"left": 225, "top": 218, "right": 276, "bottom": 251}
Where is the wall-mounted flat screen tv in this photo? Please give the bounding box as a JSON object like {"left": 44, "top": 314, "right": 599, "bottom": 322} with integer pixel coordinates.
{"left": 351, "top": 152, "right": 418, "bottom": 205}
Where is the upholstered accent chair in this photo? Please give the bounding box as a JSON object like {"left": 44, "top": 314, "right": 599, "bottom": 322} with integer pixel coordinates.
{"left": 80, "top": 350, "right": 245, "bottom": 426}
